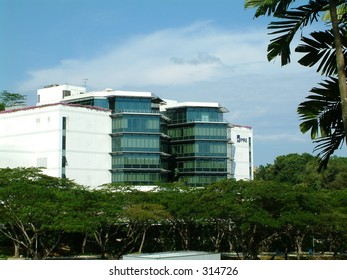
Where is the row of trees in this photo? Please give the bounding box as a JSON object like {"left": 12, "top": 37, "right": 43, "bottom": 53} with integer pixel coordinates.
{"left": 1, "top": 155, "right": 346, "bottom": 259}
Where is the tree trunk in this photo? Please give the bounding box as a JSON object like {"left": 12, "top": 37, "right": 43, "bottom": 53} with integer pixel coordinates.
{"left": 329, "top": 0, "right": 347, "bottom": 141}
{"left": 81, "top": 233, "right": 88, "bottom": 254}
{"left": 295, "top": 234, "right": 305, "bottom": 260}
{"left": 180, "top": 227, "right": 189, "bottom": 250}
{"left": 94, "top": 230, "right": 109, "bottom": 258}
{"left": 209, "top": 223, "right": 224, "bottom": 252}
{"left": 13, "top": 241, "right": 20, "bottom": 258}
{"left": 138, "top": 229, "right": 146, "bottom": 253}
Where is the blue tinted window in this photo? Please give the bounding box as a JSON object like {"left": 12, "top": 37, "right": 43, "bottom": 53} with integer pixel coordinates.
{"left": 115, "top": 97, "right": 152, "bottom": 113}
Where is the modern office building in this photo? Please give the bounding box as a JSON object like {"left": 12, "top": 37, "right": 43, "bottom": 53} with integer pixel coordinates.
{"left": 0, "top": 84, "right": 253, "bottom": 187}
{"left": 161, "top": 100, "right": 229, "bottom": 186}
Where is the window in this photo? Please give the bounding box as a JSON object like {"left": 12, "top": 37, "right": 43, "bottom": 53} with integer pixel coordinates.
{"left": 62, "top": 90, "right": 71, "bottom": 98}
{"left": 112, "top": 154, "right": 160, "bottom": 169}
{"left": 62, "top": 136, "right": 66, "bottom": 150}
{"left": 115, "top": 97, "right": 152, "bottom": 113}
{"left": 62, "top": 117, "right": 67, "bottom": 130}
{"left": 112, "top": 134, "right": 160, "bottom": 152}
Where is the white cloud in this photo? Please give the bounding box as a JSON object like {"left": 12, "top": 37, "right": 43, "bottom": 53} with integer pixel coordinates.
{"left": 19, "top": 21, "right": 327, "bottom": 165}
{"left": 19, "top": 21, "right": 274, "bottom": 92}
{"left": 255, "top": 133, "right": 308, "bottom": 143}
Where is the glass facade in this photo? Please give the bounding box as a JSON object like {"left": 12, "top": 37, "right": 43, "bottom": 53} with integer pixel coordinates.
{"left": 112, "top": 134, "right": 160, "bottom": 152}
{"left": 64, "top": 94, "right": 170, "bottom": 185}
{"left": 165, "top": 106, "right": 229, "bottom": 186}
{"left": 109, "top": 96, "right": 169, "bottom": 185}
{"left": 166, "top": 107, "right": 224, "bottom": 124}
{"left": 114, "top": 97, "right": 152, "bottom": 113}
{"left": 112, "top": 114, "right": 160, "bottom": 133}
{"left": 66, "top": 97, "right": 109, "bottom": 109}
{"left": 64, "top": 93, "right": 230, "bottom": 186}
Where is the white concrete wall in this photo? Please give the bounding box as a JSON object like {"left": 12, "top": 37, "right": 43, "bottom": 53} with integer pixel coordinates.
{"left": 37, "top": 85, "right": 86, "bottom": 105}
{"left": 229, "top": 125, "right": 253, "bottom": 180}
{"left": 0, "top": 106, "right": 62, "bottom": 177}
{"left": 0, "top": 104, "right": 111, "bottom": 188}
{"left": 62, "top": 106, "right": 111, "bottom": 187}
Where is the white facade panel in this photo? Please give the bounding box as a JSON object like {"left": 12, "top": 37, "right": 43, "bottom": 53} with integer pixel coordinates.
{"left": 0, "top": 104, "right": 111, "bottom": 188}
{"left": 37, "top": 84, "right": 86, "bottom": 105}
{"left": 228, "top": 125, "right": 253, "bottom": 181}
{"left": 61, "top": 106, "right": 112, "bottom": 187}
{"left": 0, "top": 106, "right": 63, "bottom": 177}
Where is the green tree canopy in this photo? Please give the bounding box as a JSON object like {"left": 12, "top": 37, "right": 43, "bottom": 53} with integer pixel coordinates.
{"left": 0, "top": 90, "right": 26, "bottom": 110}
{"left": 255, "top": 153, "right": 347, "bottom": 189}
{"left": 0, "top": 167, "right": 79, "bottom": 259}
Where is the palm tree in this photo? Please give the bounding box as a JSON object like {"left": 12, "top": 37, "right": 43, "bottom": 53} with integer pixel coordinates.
{"left": 298, "top": 78, "right": 344, "bottom": 170}
{"left": 245, "top": 0, "right": 346, "bottom": 168}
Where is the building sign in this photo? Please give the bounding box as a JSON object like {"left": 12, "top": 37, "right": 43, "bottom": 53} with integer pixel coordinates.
{"left": 237, "top": 135, "right": 248, "bottom": 143}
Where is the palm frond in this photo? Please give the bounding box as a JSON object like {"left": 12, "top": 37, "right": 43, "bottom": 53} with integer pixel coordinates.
{"left": 322, "top": 2, "right": 347, "bottom": 22}
{"left": 244, "top": 0, "right": 296, "bottom": 17}
{"left": 297, "top": 77, "right": 345, "bottom": 170}
{"left": 267, "top": 0, "right": 328, "bottom": 65}
{"left": 296, "top": 28, "right": 347, "bottom": 76}
{"left": 313, "top": 126, "right": 345, "bottom": 171}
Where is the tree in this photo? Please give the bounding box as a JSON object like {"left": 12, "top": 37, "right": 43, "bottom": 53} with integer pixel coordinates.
{"left": 324, "top": 187, "right": 347, "bottom": 257}
{"left": 255, "top": 153, "right": 317, "bottom": 183}
{"left": 0, "top": 167, "right": 78, "bottom": 259}
{"left": 245, "top": 0, "right": 346, "bottom": 168}
{"left": 0, "top": 90, "right": 26, "bottom": 110}
{"left": 255, "top": 153, "right": 347, "bottom": 189}
{"left": 233, "top": 180, "right": 284, "bottom": 259}
{"left": 155, "top": 183, "right": 200, "bottom": 251}
{"left": 277, "top": 185, "right": 328, "bottom": 259}
{"left": 122, "top": 202, "right": 170, "bottom": 253}
{"left": 84, "top": 186, "right": 126, "bottom": 259}
{"left": 195, "top": 180, "right": 242, "bottom": 253}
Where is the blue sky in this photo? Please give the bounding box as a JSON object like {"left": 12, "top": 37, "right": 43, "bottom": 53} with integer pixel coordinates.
{"left": 1, "top": 0, "right": 345, "bottom": 166}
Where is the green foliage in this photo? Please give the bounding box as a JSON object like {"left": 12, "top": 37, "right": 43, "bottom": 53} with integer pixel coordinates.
{"left": 245, "top": 0, "right": 296, "bottom": 18}
{"left": 1, "top": 167, "right": 347, "bottom": 259}
{"left": 255, "top": 153, "right": 347, "bottom": 189}
{"left": 0, "top": 90, "right": 26, "bottom": 109}
{"left": 255, "top": 153, "right": 315, "bottom": 183}
{"left": 267, "top": 0, "right": 326, "bottom": 65}
{"left": 245, "top": 0, "right": 347, "bottom": 168}
{"left": 296, "top": 28, "right": 347, "bottom": 76}
{"left": 298, "top": 78, "right": 345, "bottom": 170}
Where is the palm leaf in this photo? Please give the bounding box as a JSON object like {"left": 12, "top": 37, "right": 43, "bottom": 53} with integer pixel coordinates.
{"left": 296, "top": 28, "right": 347, "bottom": 76}
{"left": 322, "top": 2, "right": 347, "bottom": 22}
{"left": 244, "top": 0, "right": 297, "bottom": 17}
{"left": 297, "top": 77, "right": 345, "bottom": 170}
{"left": 267, "top": 0, "right": 328, "bottom": 65}
{"left": 312, "top": 126, "right": 345, "bottom": 171}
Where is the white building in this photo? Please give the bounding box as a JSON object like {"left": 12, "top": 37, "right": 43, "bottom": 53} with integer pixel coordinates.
{"left": 0, "top": 103, "right": 111, "bottom": 187}
{"left": 0, "top": 84, "right": 253, "bottom": 187}
{"left": 37, "top": 84, "right": 86, "bottom": 105}
{"left": 228, "top": 125, "right": 254, "bottom": 181}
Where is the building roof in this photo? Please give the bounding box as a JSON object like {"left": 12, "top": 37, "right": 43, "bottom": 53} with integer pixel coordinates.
{"left": 0, "top": 102, "right": 111, "bottom": 115}
{"left": 161, "top": 100, "right": 228, "bottom": 113}
{"left": 61, "top": 89, "right": 165, "bottom": 104}
{"left": 229, "top": 124, "right": 253, "bottom": 130}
